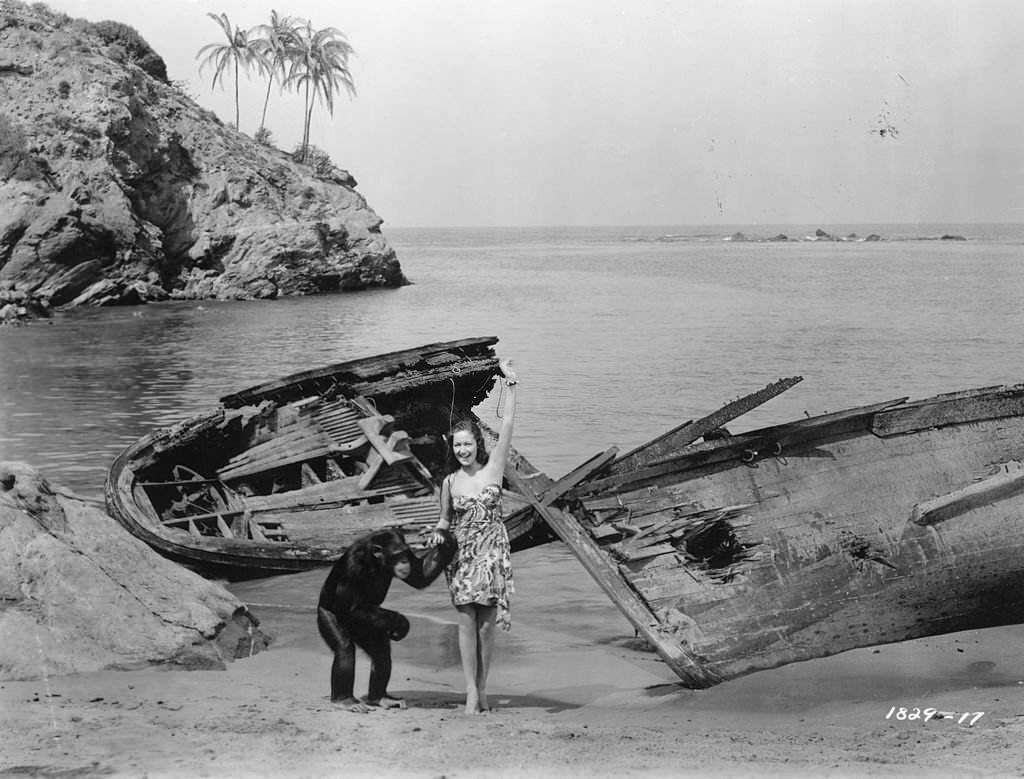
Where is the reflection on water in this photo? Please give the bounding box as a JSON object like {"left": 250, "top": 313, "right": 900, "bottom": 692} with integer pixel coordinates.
{"left": 4, "top": 225, "right": 1024, "bottom": 705}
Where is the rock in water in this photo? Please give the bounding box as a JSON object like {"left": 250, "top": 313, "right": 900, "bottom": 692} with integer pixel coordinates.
{"left": 0, "top": 462, "right": 269, "bottom": 680}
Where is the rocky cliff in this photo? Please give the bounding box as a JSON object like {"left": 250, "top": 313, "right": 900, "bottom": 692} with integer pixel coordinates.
{"left": 0, "top": 2, "right": 405, "bottom": 308}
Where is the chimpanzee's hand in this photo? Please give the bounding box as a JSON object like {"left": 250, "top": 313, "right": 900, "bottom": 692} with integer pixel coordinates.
{"left": 388, "top": 612, "right": 410, "bottom": 641}
{"left": 428, "top": 529, "right": 446, "bottom": 547}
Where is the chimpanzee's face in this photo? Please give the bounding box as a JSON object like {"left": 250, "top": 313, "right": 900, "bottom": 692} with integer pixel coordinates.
{"left": 392, "top": 557, "right": 412, "bottom": 580}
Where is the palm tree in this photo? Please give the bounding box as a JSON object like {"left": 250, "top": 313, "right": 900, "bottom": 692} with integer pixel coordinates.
{"left": 196, "top": 12, "right": 258, "bottom": 130}
{"left": 251, "top": 11, "right": 302, "bottom": 136}
{"left": 286, "top": 21, "right": 356, "bottom": 163}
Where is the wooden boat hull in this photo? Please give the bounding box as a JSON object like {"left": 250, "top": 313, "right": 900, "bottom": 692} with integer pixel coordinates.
{"left": 105, "top": 337, "right": 554, "bottom": 579}
{"left": 554, "top": 383, "right": 1024, "bottom": 688}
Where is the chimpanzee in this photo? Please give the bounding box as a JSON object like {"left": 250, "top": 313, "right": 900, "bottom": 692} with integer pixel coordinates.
{"left": 317, "top": 527, "right": 456, "bottom": 711}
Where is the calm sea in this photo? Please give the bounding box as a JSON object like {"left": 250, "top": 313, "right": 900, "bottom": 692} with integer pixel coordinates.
{"left": 3, "top": 223, "right": 1024, "bottom": 704}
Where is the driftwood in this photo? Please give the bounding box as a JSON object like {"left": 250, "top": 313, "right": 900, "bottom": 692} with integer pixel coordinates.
{"left": 502, "top": 461, "right": 722, "bottom": 688}
{"left": 608, "top": 376, "right": 803, "bottom": 475}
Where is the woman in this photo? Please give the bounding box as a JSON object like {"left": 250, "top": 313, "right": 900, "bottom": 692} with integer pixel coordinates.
{"left": 431, "top": 359, "right": 518, "bottom": 714}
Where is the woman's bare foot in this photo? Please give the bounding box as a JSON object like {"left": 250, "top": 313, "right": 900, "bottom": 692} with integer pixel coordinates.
{"left": 464, "top": 690, "right": 480, "bottom": 715}
{"left": 367, "top": 695, "right": 407, "bottom": 710}
{"left": 331, "top": 696, "right": 372, "bottom": 713}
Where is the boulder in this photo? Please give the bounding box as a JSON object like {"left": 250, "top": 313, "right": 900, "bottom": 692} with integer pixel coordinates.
{"left": 0, "top": 285, "right": 51, "bottom": 324}
{"left": 0, "top": 462, "right": 269, "bottom": 680}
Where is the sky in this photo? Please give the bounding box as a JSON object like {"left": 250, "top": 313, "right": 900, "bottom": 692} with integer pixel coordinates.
{"left": 32, "top": 0, "right": 1024, "bottom": 227}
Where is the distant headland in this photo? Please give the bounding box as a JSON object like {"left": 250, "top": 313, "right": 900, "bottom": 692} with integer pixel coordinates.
{"left": 0, "top": 1, "right": 405, "bottom": 318}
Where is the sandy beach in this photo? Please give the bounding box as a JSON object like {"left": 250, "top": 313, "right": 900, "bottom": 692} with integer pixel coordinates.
{"left": 4, "top": 615, "right": 1024, "bottom": 778}
{"left": 4, "top": 1, "right": 1024, "bottom": 775}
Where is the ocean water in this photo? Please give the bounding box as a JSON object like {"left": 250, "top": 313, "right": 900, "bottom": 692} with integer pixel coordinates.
{"left": 3, "top": 222, "right": 1024, "bottom": 704}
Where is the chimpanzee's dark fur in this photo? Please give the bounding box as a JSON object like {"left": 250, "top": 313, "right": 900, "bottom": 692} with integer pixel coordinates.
{"left": 316, "top": 527, "right": 456, "bottom": 707}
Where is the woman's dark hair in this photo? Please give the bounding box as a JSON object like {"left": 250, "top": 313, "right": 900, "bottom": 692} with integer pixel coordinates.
{"left": 446, "top": 418, "right": 489, "bottom": 472}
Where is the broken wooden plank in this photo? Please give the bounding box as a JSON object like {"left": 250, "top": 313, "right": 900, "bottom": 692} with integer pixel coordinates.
{"left": 538, "top": 447, "right": 618, "bottom": 505}
{"left": 357, "top": 449, "right": 385, "bottom": 490}
{"left": 911, "top": 462, "right": 1024, "bottom": 525}
{"left": 575, "top": 397, "right": 908, "bottom": 498}
{"left": 581, "top": 490, "right": 697, "bottom": 524}
{"left": 248, "top": 517, "right": 267, "bottom": 541}
{"left": 300, "top": 463, "right": 321, "bottom": 487}
{"left": 874, "top": 393, "right": 1024, "bottom": 437}
{"left": 226, "top": 427, "right": 327, "bottom": 466}
{"left": 502, "top": 465, "right": 722, "bottom": 688}
{"left": 311, "top": 404, "right": 365, "bottom": 444}
{"left": 266, "top": 504, "right": 415, "bottom": 544}
{"left": 139, "top": 478, "right": 222, "bottom": 488}
{"left": 619, "top": 542, "right": 677, "bottom": 562}
{"left": 592, "top": 524, "right": 622, "bottom": 540}
{"left": 216, "top": 514, "right": 233, "bottom": 538}
{"left": 243, "top": 476, "right": 414, "bottom": 512}
{"left": 218, "top": 444, "right": 339, "bottom": 481}
{"left": 220, "top": 337, "right": 500, "bottom": 409}
{"left": 620, "top": 506, "right": 753, "bottom": 555}
{"left": 357, "top": 416, "right": 413, "bottom": 466}
{"left": 608, "top": 377, "right": 803, "bottom": 475}
{"left": 162, "top": 508, "right": 246, "bottom": 525}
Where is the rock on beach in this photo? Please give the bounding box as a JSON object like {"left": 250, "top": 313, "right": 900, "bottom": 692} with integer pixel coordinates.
{"left": 0, "top": 461, "right": 268, "bottom": 680}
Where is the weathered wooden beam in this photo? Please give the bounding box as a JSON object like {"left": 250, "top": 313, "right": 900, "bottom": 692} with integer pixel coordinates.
{"left": 608, "top": 376, "right": 804, "bottom": 475}
{"left": 502, "top": 465, "right": 721, "bottom": 688}
{"left": 218, "top": 445, "right": 339, "bottom": 481}
{"left": 228, "top": 427, "right": 325, "bottom": 465}
{"left": 357, "top": 416, "right": 414, "bottom": 466}
{"left": 139, "top": 478, "right": 222, "bottom": 488}
{"left": 216, "top": 514, "right": 233, "bottom": 538}
{"left": 243, "top": 474, "right": 411, "bottom": 512}
{"left": 162, "top": 508, "right": 246, "bottom": 525}
{"left": 574, "top": 397, "right": 909, "bottom": 498}
{"left": 219, "top": 337, "right": 500, "bottom": 408}
{"left": 874, "top": 393, "right": 1024, "bottom": 437}
{"left": 538, "top": 447, "right": 618, "bottom": 505}
{"left": 911, "top": 461, "right": 1024, "bottom": 525}
{"left": 345, "top": 358, "right": 499, "bottom": 398}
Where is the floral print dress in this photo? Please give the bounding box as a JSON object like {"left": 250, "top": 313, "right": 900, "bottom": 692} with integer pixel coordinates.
{"left": 445, "top": 481, "right": 515, "bottom": 630}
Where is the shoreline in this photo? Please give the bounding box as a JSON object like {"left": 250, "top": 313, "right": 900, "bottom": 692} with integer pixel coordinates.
{"left": 4, "top": 623, "right": 1024, "bottom": 778}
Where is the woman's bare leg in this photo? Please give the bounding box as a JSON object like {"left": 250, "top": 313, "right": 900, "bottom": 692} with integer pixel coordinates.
{"left": 455, "top": 604, "right": 480, "bottom": 714}
{"left": 475, "top": 605, "right": 498, "bottom": 712}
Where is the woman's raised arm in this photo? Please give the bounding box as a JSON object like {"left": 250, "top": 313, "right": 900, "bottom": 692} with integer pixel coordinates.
{"left": 486, "top": 359, "right": 518, "bottom": 479}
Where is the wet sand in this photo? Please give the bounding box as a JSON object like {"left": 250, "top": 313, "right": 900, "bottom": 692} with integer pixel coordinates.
{"left": 4, "top": 616, "right": 1024, "bottom": 778}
